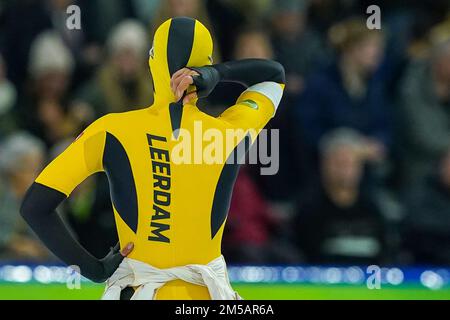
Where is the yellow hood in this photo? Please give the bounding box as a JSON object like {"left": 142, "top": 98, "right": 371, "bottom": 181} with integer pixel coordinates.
{"left": 149, "top": 17, "right": 213, "bottom": 106}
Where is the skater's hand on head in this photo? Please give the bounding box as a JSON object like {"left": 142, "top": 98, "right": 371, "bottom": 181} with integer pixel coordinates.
{"left": 171, "top": 68, "right": 199, "bottom": 104}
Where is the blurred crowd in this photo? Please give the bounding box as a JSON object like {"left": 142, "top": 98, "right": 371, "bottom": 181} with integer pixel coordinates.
{"left": 1, "top": 0, "right": 450, "bottom": 267}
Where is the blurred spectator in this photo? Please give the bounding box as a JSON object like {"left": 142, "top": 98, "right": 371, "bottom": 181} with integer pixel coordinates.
{"left": 219, "top": 26, "right": 300, "bottom": 263}
{"left": 223, "top": 26, "right": 299, "bottom": 201}
{"left": 78, "top": 0, "right": 137, "bottom": 45}
{"left": 234, "top": 27, "right": 273, "bottom": 60}
{"left": 429, "top": 13, "right": 450, "bottom": 47}
{"left": 0, "top": 54, "right": 17, "bottom": 139}
{"left": 295, "top": 128, "right": 388, "bottom": 264}
{"left": 153, "top": 0, "right": 209, "bottom": 27}
{"left": 404, "top": 2, "right": 450, "bottom": 60}
{"left": 205, "top": 0, "right": 245, "bottom": 61}
{"left": 223, "top": 167, "right": 301, "bottom": 264}
{"left": 75, "top": 20, "right": 153, "bottom": 116}
{"left": 18, "top": 31, "right": 78, "bottom": 148}
{"left": 131, "top": 0, "right": 162, "bottom": 25}
{"left": 206, "top": 26, "right": 274, "bottom": 113}
{"left": 224, "top": 0, "right": 273, "bottom": 24}
{"left": 0, "top": 132, "right": 49, "bottom": 260}
{"left": 1, "top": 0, "right": 99, "bottom": 87}
{"left": 47, "top": 0, "right": 102, "bottom": 84}
{"left": 307, "top": 0, "right": 361, "bottom": 35}
{"left": 0, "top": 0, "right": 53, "bottom": 88}
{"left": 295, "top": 17, "right": 391, "bottom": 182}
{"left": 271, "top": 0, "right": 328, "bottom": 98}
{"left": 261, "top": 0, "right": 329, "bottom": 201}
{"left": 402, "top": 151, "right": 450, "bottom": 265}
{"left": 46, "top": 0, "right": 85, "bottom": 57}
{"left": 399, "top": 39, "right": 450, "bottom": 187}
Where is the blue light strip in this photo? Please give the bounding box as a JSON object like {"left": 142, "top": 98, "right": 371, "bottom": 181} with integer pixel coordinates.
{"left": 0, "top": 264, "right": 449, "bottom": 289}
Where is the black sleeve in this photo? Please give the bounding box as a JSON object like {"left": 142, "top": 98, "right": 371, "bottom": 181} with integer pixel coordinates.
{"left": 213, "top": 58, "right": 286, "bottom": 87}
{"left": 189, "top": 59, "right": 285, "bottom": 99}
{"left": 20, "top": 182, "right": 124, "bottom": 283}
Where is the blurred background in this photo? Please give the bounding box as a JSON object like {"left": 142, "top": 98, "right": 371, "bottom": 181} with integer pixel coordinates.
{"left": 1, "top": 0, "right": 450, "bottom": 299}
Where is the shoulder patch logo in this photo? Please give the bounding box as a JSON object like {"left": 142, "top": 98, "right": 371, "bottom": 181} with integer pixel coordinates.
{"left": 241, "top": 99, "right": 258, "bottom": 110}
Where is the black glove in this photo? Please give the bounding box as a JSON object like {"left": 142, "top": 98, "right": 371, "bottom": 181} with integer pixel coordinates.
{"left": 188, "top": 66, "right": 221, "bottom": 98}
{"left": 95, "top": 242, "right": 126, "bottom": 283}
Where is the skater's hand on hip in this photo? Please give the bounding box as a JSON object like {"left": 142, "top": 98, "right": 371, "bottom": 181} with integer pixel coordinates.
{"left": 96, "top": 242, "right": 134, "bottom": 283}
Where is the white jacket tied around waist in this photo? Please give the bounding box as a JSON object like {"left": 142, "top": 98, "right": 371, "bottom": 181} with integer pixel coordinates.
{"left": 102, "top": 255, "right": 241, "bottom": 300}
